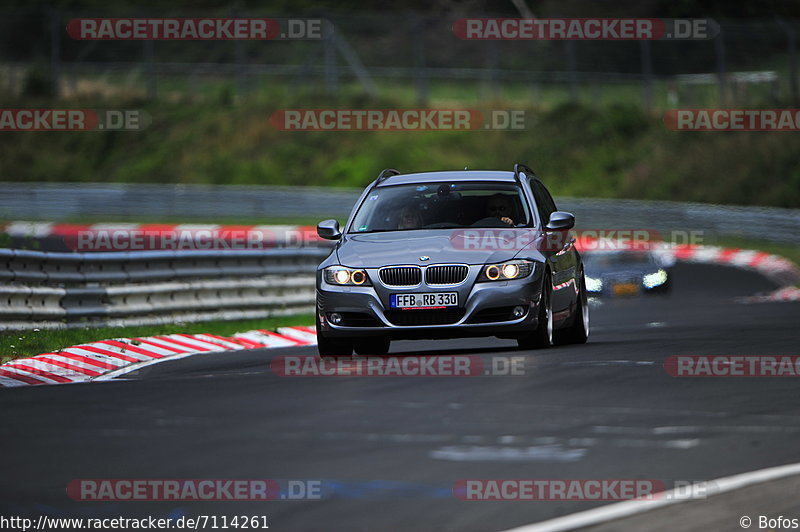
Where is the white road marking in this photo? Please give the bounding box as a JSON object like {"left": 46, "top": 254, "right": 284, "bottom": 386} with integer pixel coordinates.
{"left": 500, "top": 462, "right": 800, "bottom": 532}
{"left": 429, "top": 445, "right": 588, "bottom": 463}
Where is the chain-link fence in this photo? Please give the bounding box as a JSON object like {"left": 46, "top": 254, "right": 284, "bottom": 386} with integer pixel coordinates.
{"left": 1, "top": 9, "right": 800, "bottom": 108}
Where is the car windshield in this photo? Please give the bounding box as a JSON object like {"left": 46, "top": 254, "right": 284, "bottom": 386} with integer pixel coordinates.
{"left": 349, "top": 181, "right": 532, "bottom": 233}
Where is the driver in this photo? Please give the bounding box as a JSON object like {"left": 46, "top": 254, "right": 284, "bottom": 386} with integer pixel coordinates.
{"left": 486, "top": 194, "right": 515, "bottom": 225}
{"left": 397, "top": 205, "right": 423, "bottom": 230}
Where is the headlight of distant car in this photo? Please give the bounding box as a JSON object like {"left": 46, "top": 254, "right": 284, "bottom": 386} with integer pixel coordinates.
{"left": 477, "top": 260, "right": 534, "bottom": 282}
{"left": 642, "top": 269, "right": 668, "bottom": 288}
{"left": 585, "top": 276, "right": 603, "bottom": 292}
{"left": 324, "top": 266, "right": 372, "bottom": 286}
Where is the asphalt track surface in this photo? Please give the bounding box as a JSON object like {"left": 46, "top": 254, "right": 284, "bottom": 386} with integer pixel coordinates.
{"left": 1, "top": 263, "right": 799, "bottom": 531}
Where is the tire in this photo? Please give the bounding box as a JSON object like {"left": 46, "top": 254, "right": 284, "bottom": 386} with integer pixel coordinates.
{"left": 517, "top": 272, "right": 553, "bottom": 350}
{"left": 316, "top": 314, "right": 353, "bottom": 358}
{"left": 555, "top": 270, "right": 589, "bottom": 345}
{"left": 354, "top": 337, "right": 391, "bottom": 356}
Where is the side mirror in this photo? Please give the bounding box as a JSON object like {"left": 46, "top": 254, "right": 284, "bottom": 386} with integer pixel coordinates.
{"left": 545, "top": 211, "right": 575, "bottom": 231}
{"left": 317, "top": 219, "right": 342, "bottom": 240}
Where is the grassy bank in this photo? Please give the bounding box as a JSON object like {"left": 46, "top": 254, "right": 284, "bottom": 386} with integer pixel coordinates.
{"left": 1, "top": 91, "right": 799, "bottom": 208}
{"left": 0, "top": 314, "right": 314, "bottom": 365}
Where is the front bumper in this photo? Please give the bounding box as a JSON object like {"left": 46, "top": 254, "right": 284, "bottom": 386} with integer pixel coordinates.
{"left": 316, "top": 264, "right": 544, "bottom": 340}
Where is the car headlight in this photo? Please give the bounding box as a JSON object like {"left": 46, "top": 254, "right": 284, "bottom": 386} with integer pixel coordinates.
{"left": 477, "top": 260, "right": 534, "bottom": 282}
{"left": 585, "top": 276, "right": 603, "bottom": 292}
{"left": 324, "top": 266, "right": 372, "bottom": 286}
{"left": 642, "top": 269, "right": 668, "bottom": 288}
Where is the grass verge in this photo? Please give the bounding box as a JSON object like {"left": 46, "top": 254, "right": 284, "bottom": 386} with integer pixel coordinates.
{"left": 0, "top": 314, "right": 315, "bottom": 365}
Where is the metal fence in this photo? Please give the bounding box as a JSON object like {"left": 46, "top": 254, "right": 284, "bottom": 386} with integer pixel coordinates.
{"left": 0, "top": 247, "right": 329, "bottom": 330}
{"left": 1, "top": 183, "right": 798, "bottom": 245}
{"left": 1, "top": 10, "right": 800, "bottom": 108}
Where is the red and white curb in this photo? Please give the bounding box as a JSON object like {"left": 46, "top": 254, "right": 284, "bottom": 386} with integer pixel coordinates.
{"left": 668, "top": 244, "right": 800, "bottom": 283}
{"left": 0, "top": 326, "right": 316, "bottom": 388}
{"left": 667, "top": 244, "right": 800, "bottom": 303}
{"left": 738, "top": 286, "right": 800, "bottom": 303}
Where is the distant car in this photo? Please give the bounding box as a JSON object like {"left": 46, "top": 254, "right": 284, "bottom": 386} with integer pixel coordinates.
{"left": 583, "top": 250, "right": 672, "bottom": 296}
{"left": 314, "top": 164, "right": 590, "bottom": 357}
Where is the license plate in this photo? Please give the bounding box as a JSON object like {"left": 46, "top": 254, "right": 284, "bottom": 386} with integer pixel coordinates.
{"left": 391, "top": 292, "right": 458, "bottom": 309}
{"left": 612, "top": 283, "right": 638, "bottom": 295}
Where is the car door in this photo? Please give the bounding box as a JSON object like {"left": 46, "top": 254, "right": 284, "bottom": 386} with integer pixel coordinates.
{"left": 532, "top": 180, "right": 578, "bottom": 321}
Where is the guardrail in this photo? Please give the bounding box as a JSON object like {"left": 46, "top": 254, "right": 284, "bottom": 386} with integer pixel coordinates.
{"left": 0, "top": 183, "right": 360, "bottom": 220}
{"left": 558, "top": 197, "right": 800, "bottom": 246}
{"left": 2, "top": 233, "right": 799, "bottom": 331}
{"left": 0, "top": 248, "right": 331, "bottom": 330}
{"left": 2, "top": 183, "right": 797, "bottom": 245}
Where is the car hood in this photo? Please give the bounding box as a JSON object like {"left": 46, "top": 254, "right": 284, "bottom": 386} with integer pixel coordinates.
{"left": 336, "top": 230, "right": 528, "bottom": 268}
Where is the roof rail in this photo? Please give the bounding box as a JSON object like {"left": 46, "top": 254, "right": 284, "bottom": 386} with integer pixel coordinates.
{"left": 375, "top": 168, "right": 401, "bottom": 184}
{"left": 513, "top": 163, "right": 538, "bottom": 182}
